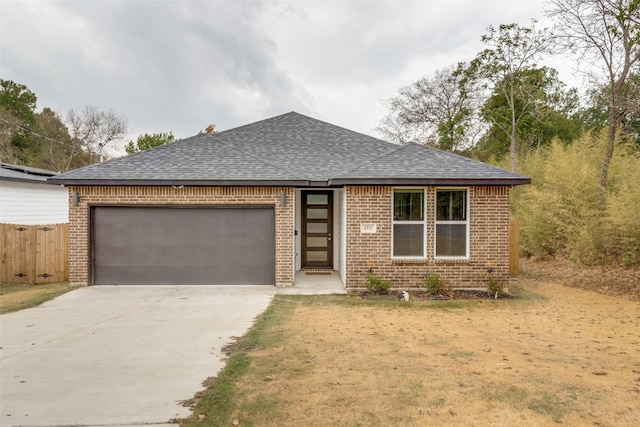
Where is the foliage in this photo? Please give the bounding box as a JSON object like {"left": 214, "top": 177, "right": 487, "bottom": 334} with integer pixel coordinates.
{"left": 33, "top": 108, "right": 91, "bottom": 171}
{"left": 546, "top": 0, "right": 640, "bottom": 197}
{"left": 470, "top": 21, "right": 555, "bottom": 171}
{"left": 0, "top": 79, "right": 129, "bottom": 171}
{"left": 487, "top": 276, "right": 504, "bottom": 298}
{"left": 512, "top": 131, "right": 640, "bottom": 265}
{"left": 581, "top": 72, "right": 640, "bottom": 148}
{"left": 365, "top": 273, "right": 391, "bottom": 295}
{"left": 473, "top": 68, "right": 582, "bottom": 162}
{"left": 0, "top": 79, "right": 38, "bottom": 165}
{"left": 424, "top": 272, "right": 449, "bottom": 295}
{"left": 0, "top": 79, "right": 37, "bottom": 124}
{"left": 378, "top": 63, "right": 483, "bottom": 151}
{"left": 125, "top": 131, "right": 175, "bottom": 154}
{"left": 67, "top": 106, "right": 128, "bottom": 165}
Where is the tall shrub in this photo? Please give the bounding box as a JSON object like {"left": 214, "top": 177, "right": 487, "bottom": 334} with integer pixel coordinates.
{"left": 606, "top": 144, "right": 640, "bottom": 264}
{"left": 512, "top": 132, "right": 640, "bottom": 265}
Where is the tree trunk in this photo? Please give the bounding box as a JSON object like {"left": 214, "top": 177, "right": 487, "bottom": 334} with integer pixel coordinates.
{"left": 598, "top": 102, "right": 618, "bottom": 205}
{"left": 510, "top": 132, "right": 517, "bottom": 172}
{"left": 510, "top": 91, "right": 517, "bottom": 172}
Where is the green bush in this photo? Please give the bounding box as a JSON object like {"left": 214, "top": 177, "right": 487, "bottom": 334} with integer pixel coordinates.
{"left": 425, "top": 273, "right": 448, "bottom": 295}
{"left": 487, "top": 277, "right": 504, "bottom": 298}
{"left": 365, "top": 273, "right": 391, "bottom": 295}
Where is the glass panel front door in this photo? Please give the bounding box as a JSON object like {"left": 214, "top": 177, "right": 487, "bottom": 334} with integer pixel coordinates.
{"left": 302, "top": 191, "right": 333, "bottom": 268}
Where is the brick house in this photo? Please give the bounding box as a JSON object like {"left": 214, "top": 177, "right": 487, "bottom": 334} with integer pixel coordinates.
{"left": 49, "top": 112, "right": 530, "bottom": 290}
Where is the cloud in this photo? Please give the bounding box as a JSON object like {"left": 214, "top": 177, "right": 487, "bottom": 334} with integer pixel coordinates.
{"left": 1, "top": 0, "right": 574, "bottom": 147}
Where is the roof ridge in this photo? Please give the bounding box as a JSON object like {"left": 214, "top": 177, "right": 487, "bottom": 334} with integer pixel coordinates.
{"left": 207, "top": 111, "right": 301, "bottom": 138}
{"left": 204, "top": 111, "right": 397, "bottom": 180}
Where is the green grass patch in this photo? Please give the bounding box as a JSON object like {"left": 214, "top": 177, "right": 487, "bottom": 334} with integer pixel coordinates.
{"left": 527, "top": 392, "right": 572, "bottom": 420}
{"left": 181, "top": 296, "right": 297, "bottom": 426}
{"left": 479, "top": 382, "right": 575, "bottom": 422}
{"left": 0, "top": 282, "right": 74, "bottom": 314}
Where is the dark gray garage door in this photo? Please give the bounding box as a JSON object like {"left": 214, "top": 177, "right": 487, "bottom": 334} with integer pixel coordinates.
{"left": 92, "top": 206, "right": 275, "bottom": 285}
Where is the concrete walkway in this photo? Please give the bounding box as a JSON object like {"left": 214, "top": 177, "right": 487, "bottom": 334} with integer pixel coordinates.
{"left": 277, "top": 271, "right": 347, "bottom": 295}
{"left": 0, "top": 286, "right": 275, "bottom": 427}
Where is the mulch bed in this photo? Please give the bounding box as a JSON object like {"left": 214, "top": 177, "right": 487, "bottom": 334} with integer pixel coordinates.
{"left": 354, "top": 289, "right": 514, "bottom": 300}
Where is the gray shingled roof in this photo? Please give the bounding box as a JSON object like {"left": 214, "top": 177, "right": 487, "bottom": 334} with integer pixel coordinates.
{"left": 49, "top": 112, "right": 530, "bottom": 186}
{"left": 1, "top": 163, "right": 59, "bottom": 183}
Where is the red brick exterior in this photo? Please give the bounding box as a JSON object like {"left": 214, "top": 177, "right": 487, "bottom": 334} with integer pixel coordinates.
{"left": 67, "top": 184, "right": 510, "bottom": 290}
{"left": 67, "top": 186, "right": 294, "bottom": 286}
{"left": 344, "top": 185, "right": 511, "bottom": 290}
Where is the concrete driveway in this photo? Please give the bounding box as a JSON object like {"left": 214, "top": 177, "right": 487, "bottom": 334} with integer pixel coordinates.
{"left": 0, "top": 285, "right": 275, "bottom": 426}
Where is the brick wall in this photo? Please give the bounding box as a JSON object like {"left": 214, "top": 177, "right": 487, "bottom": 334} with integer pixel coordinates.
{"left": 344, "top": 185, "right": 511, "bottom": 290}
{"left": 67, "top": 186, "right": 294, "bottom": 286}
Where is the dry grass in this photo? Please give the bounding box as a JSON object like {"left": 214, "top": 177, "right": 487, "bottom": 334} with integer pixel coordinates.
{"left": 185, "top": 277, "right": 640, "bottom": 426}
{"left": 0, "top": 282, "right": 74, "bottom": 314}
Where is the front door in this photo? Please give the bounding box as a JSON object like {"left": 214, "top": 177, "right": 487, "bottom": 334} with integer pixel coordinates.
{"left": 302, "top": 191, "right": 333, "bottom": 268}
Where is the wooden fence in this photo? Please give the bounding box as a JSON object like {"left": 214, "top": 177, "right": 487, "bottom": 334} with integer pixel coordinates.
{"left": 0, "top": 223, "right": 69, "bottom": 284}
{"left": 509, "top": 218, "right": 520, "bottom": 276}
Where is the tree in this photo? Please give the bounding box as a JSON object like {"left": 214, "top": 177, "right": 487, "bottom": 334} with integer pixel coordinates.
{"left": 0, "top": 79, "right": 37, "bottom": 125}
{"left": 0, "top": 79, "right": 38, "bottom": 165}
{"left": 377, "top": 63, "right": 483, "bottom": 151}
{"left": 474, "top": 67, "right": 582, "bottom": 161}
{"left": 125, "top": 132, "right": 175, "bottom": 154}
{"left": 546, "top": 0, "right": 640, "bottom": 199}
{"left": 33, "top": 108, "right": 92, "bottom": 172}
{"left": 470, "top": 22, "right": 554, "bottom": 171}
{"left": 66, "top": 106, "right": 127, "bottom": 167}
{"left": 581, "top": 71, "right": 640, "bottom": 148}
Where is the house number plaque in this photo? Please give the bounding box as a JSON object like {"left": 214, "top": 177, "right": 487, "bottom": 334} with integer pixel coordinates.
{"left": 360, "top": 223, "right": 377, "bottom": 234}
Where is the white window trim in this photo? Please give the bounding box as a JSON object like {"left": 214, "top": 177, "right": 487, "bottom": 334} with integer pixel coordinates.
{"left": 434, "top": 188, "right": 470, "bottom": 260}
{"left": 391, "top": 188, "right": 426, "bottom": 259}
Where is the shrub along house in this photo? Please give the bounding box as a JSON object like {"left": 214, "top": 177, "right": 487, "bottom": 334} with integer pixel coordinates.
{"left": 49, "top": 112, "right": 530, "bottom": 290}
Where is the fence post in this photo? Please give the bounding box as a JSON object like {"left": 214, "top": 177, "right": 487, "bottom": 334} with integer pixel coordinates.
{"left": 509, "top": 218, "right": 520, "bottom": 276}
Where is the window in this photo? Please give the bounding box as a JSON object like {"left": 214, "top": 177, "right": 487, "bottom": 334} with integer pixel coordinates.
{"left": 393, "top": 189, "right": 425, "bottom": 257}
{"left": 435, "top": 189, "right": 468, "bottom": 258}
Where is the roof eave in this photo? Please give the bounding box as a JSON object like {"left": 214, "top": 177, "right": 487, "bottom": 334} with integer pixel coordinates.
{"left": 47, "top": 177, "right": 532, "bottom": 187}
{"left": 1, "top": 176, "right": 51, "bottom": 184}
{"left": 329, "top": 177, "right": 532, "bottom": 186}
{"left": 46, "top": 178, "right": 315, "bottom": 187}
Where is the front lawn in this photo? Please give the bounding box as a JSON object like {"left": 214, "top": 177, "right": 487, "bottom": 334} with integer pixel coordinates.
{"left": 181, "top": 278, "right": 639, "bottom": 426}
{"left": 0, "top": 282, "right": 74, "bottom": 314}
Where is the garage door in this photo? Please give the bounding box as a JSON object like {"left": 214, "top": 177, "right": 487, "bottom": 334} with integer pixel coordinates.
{"left": 92, "top": 206, "right": 275, "bottom": 285}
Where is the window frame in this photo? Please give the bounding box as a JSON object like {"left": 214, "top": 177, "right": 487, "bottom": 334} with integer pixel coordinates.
{"left": 391, "top": 188, "right": 426, "bottom": 259}
{"left": 434, "top": 188, "right": 470, "bottom": 260}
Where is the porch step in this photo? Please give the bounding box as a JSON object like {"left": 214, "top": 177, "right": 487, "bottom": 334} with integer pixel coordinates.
{"left": 301, "top": 267, "right": 334, "bottom": 275}
{"left": 279, "top": 271, "right": 346, "bottom": 295}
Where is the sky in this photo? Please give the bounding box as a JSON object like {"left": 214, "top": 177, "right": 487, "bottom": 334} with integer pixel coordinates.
{"left": 0, "top": 0, "right": 582, "bottom": 152}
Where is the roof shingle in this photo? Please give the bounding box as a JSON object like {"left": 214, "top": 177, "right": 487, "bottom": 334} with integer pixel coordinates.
{"left": 49, "top": 112, "right": 530, "bottom": 186}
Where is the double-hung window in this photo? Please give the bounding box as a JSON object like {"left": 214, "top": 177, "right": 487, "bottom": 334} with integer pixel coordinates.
{"left": 435, "top": 189, "right": 469, "bottom": 258}
{"left": 393, "top": 189, "right": 425, "bottom": 257}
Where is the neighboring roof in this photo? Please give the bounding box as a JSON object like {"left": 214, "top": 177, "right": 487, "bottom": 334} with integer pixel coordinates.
{"left": 0, "top": 163, "right": 60, "bottom": 184}
{"left": 49, "top": 112, "right": 530, "bottom": 187}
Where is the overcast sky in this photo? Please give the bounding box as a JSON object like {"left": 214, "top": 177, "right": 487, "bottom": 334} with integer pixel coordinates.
{"left": 1, "top": 0, "right": 581, "bottom": 150}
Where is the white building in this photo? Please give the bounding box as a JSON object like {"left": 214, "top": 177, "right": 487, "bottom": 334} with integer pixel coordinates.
{"left": 0, "top": 163, "right": 68, "bottom": 225}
